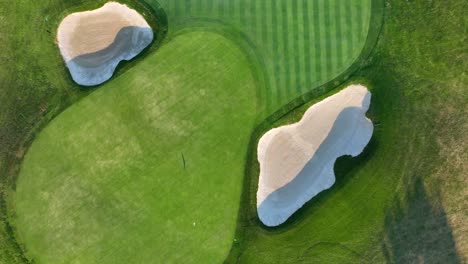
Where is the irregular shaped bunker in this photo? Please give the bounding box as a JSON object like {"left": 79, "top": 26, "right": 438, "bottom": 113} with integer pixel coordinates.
{"left": 257, "top": 85, "right": 374, "bottom": 227}
{"left": 57, "top": 2, "right": 153, "bottom": 86}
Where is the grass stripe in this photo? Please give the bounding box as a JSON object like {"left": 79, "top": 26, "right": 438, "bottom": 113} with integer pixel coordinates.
{"left": 251, "top": 0, "right": 258, "bottom": 32}
{"left": 334, "top": 0, "right": 343, "bottom": 68}
{"left": 304, "top": 0, "right": 314, "bottom": 88}
{"left": 205, "top": 0, "right": 212, "bottom": 14}
{"left": 232, "top": 0, "right": 239, "bottom": 22}
{"left": 197, "top": 0, "right": 204, "bottom": 14}
{"left": 350, "top": 1, "right": 358, "bottom": 55}
{"left": 239, "top": 0, "right": 247, "bottom": 27}
{"left": 363, "top": 0, "right": 372, "bottom": 39}
{"left": 151, "top": 0, "right": 372, "bottom": 115}
{"left": 291, "top": 0, "right": 302, "bottom": 94}
{"left": 296, "top": 0, "right": 307, "bottom": 89}
{"left": 345, "top": 0, "right": 354, "bottom": 62}
{"left": 339, "top": 0, "right": 347, "bottom": 66}
{"left": 228, "top": 0, "right": 235, "bottom": 18}
{"left": 184, "top": 0, "right": 191, "bottom": 15}
{"left": 188, "top": 0, "right": 200, "bottom": 16}
{"left": 313, "top": 0, "right": 324, "bottom": 84}
{"left": 281, "top": 0, "right": 291, "bottom": 100}
{"left": 329, "top": 0, "right": 339, "bottom": 75}
{"left": 264, "top": 0, "right": 277, "bottom": 109}
{"left": 173, "top": 0, "right": 181, "bottom": 17}
{"left": 260, "top": 0, "right": 268, "bottom": 44}
{"left": 323, "top": 0, "right": 333, "bottom": 81}
{"left": 360, "top": 0, "right": 367, "bottom": 40}
{"left": 218, "top": 0, "right": 224, "bottom": 17}
{"left": 272, "top": 0, "right": 284, "bottom": 105}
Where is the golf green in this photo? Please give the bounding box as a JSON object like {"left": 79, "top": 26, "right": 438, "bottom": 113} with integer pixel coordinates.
{"left": 14, "top": 31, "right": 257, "bottom": 264}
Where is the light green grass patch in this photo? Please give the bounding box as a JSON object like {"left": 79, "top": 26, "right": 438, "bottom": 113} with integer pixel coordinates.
{"left": 14, "top": 31, "right": 257, "bottom": 264}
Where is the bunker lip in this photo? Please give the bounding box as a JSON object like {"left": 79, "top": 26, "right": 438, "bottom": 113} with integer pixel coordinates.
{"left": 57, "top": 1, "right": 153, "bottom": 86}
{"left": 257, "top": 85, "right": 374, "bottom": 227}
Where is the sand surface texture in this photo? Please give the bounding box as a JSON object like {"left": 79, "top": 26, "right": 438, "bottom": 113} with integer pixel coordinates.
{"left": 257, "top": 85, "right": 374, "bottom": 226}
{"left": 57, "top": 2, "right": 153, "bottom": 86}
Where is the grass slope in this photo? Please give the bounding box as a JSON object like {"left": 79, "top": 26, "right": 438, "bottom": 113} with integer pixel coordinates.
{"left": 228, "top": 0, "right": 467, "bottom": 263}
{"left": 154, "top": 0, "right": 372, "bottom": 115}
{"left": 14, "top": 31, "right": 257, "bottom": 264}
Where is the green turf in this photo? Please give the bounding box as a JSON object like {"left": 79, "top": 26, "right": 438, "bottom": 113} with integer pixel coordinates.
{"left": 14, "top": 31, "right": 257, "bottom": 264}
{"left": 227, "top": 1, "right": 467, "bottom": 263}
{"left": 153, "top": 0, "right": 372, "bottom": 116}
{"left": 1, "top": 0, "right": 466, "bottom": 263}
{"left": 0, "top": 1, "right": 164, "bottom": 261}
{"left": 0, "top": 0, "right": 374, "bottom": 262}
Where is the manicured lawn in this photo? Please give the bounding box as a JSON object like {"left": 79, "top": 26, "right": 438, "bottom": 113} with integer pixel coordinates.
{"left": 154, "top": 0, "right": 372, "bottom": 115}
{"left": 3, "top": 0, "right": 465, "bottom": 264}
{"left": 228, "top": 1, "right": 467, "bottom": 263}
{"left": 14, "top": 32, "right": 257, "bottom": 264}
{"left": 0, "top": 0, "right": 375, "bottom": 263}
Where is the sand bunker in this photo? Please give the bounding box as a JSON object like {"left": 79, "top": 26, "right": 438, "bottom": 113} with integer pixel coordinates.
{"left": 57, "top": 2, "right": 153, "bottom": 86}
{"left": 257, "top": 85, "right": 374, "bottom": 227}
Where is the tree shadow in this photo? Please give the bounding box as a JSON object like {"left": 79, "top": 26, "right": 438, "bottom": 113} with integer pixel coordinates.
{"left": 381, "top": 177, "right": 461, "bottom": 263}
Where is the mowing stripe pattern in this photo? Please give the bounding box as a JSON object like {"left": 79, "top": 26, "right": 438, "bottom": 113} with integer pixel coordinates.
{"left": 153, "top": 0, "right": 372, "bottom": 115}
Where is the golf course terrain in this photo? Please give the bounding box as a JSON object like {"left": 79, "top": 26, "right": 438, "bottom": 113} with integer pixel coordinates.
{"left": 16, "top": 31, "right": 258, "bottom": 264}
{"left": 0, "top": 0, "right": 466, "bottom": 264}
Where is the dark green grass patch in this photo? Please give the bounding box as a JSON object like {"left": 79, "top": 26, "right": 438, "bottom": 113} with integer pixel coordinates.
{"left": 227, "top": 0, "right": 467, "bottom": 263}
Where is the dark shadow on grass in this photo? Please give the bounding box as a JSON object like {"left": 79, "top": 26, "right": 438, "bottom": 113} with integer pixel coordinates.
{"left": 258, "top": 134, "right": 379, "bottom": 232}
{"left": 381, "top": 177, "right": 461, "bottom": 264}
{"left": 257, "top": 105, "right": 373, "bottom": 227}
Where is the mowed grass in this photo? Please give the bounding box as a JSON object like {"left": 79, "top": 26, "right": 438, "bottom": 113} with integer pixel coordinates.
{"left": 154, "top": 0, "right": 372, "bottom": 115}
{"left": 14, "top": 32, "right": 257, "bottom": 264}
{"left": 1, "top": 0, "right": 466, "bottom": 263}
{"left": 227, "top": 0, "right": 467, "bottom": 263}
{"left": 0, "top": 0, "right": 376, "bottom": 263}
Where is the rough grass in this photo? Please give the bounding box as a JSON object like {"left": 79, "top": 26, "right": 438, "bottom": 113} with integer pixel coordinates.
{"left": 227, "top": 0, "right": 468, "bottom": 263}
{"left": 0, "top": 1, "right": 165, "bottom": 262}
{"left": 14, "top": 31, "right": 257, "bottom": 264}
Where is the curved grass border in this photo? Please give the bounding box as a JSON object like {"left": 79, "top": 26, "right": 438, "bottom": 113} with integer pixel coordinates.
{"left": 224, "top": 0, "right": 385, "bottom": 261}
{"left": 167, "top": 17, "right": 271, "bottom": 118}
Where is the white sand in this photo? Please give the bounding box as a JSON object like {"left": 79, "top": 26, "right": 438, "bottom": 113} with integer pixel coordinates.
{"left": 57, "top": 2, "right": 153, "bottom": 86}
{"left": 257, "top": 85, "right": 374, "bottom": 226}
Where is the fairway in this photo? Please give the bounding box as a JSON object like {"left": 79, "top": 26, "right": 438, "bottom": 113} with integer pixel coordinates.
{"left": 154, "top": 0, "right": 372, "bottom": 115}
{"left": 14, "top": 32, "right": 257, "bottom": 264}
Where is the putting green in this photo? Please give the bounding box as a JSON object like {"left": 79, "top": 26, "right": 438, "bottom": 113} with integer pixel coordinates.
{"left": 14, "top": 31, "right": 257, "bottom": 264}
